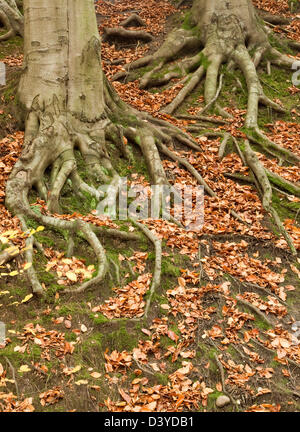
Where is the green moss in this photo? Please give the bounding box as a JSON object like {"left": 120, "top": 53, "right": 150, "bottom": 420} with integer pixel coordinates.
{"left": 154, "top": 373, "right": 169, "bottom": 385}
{"left": 161, "top": 259, "right": 181, "bottom": 277}
{"left": 206, "top": 390, "right": 233, "bottom": 411}
{"left": 34, "top": 234, "right": 55, "bottom": 247}
{"left": 160, "top": 335, "right": 176, "bottom": 348}
{"left": 101, "top": 324, "right": 138, "bottom": 351}
{"left": 82, "top": 332, "right": 104, "bottom": 352}
{"left": 255, "top": 319, "right": 272, "bottom": 331}
{"left": 90, "top": 313, "right": 109, "bottom": 325}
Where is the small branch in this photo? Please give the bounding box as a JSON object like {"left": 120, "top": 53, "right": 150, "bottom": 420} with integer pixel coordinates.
{"left": 5, "top": 356, "right": 19, "bottom": 398}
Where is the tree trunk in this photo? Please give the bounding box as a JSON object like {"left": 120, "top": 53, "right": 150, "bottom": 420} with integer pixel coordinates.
{"left": 19, "top": 0, "right": 104, "bottom": 120}
{"left": 190, "top": 0, "right": 265, "bottom": 46}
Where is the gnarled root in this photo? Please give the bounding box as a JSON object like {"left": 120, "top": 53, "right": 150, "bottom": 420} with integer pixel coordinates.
{"left": 5, "top": 80, "right": 194, "bottom": 297}
{"left": 120, "top": 14, "right": 146, "bottom": 28}
{"left": 0, "top": 0, "right": 23, "bottom": 40}
{"left": 241, "top": 140, "right": 297, "bottom": 256}
{"left": 103, "top": 27, "right": 153, "bottom": 43}
{"left": 0, "top": 9, "right": 15, "bottom": 40}
{"left": 111, "top": 27, "right": 200, "bottom": 84}
{"left": 118, "top": 0, "right": 298, "bottom": 123}
{"left": 130, "top": 219, "right": 162, "bottom": 319}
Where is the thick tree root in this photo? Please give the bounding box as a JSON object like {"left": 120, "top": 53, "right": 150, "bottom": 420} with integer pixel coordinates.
{"left": 130, "top": 219, "right": 162, "bottom": 319}
{"left": 119, "top": 1, "right": 298, "bottom": 127}
{"left": 0, "top": 0, "right": 23, "bottom": 40}
{"left": 4, "top": 0, "right": 299, "bottom": 308}
{"left": 241, "top": 140, "right": 297, "bottom": 255}
{"left": 5, "top": 73, "right": 200, "bottom": 297}
{"left": 161, "top": 63, "right": 206, "bottom": 115}
{"left": 0, "top": 9, "right": 14, "bottom": 40}
{"left": 257, "top": 10, "right": 290, "bottom": 25}
{"left": 0, "top": 242, "right": 20, "bottom": 266}
{"left": 103, "top": 27, "right": 154, "bottom": 43}
{"left": 120, "top": 14, "right": 146, "bottom": 28}
{"left": 111, "top": 27, "right": 200, "bottom": 83}
{"left": 247, "top": 128, "right": 300, "bottom": 165}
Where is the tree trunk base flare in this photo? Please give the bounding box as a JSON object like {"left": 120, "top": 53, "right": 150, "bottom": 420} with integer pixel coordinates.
{"left": 113, "top": 0, "right": 296, "bottom": 128}
{"left": 111, "top": 0, "right": 300, "bottom": 254}
{"left": 0, "top": 0, "right": 23, "bottom": 40}
{"left": 5, "top": 0, "right": 205, "bottom": 296}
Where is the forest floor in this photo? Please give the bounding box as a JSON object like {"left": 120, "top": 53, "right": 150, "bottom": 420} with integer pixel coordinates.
{"left": 0, "top": 0, "right": 300, "bottom": 412}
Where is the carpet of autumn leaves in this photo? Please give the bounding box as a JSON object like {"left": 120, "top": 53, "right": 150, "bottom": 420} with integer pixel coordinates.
{"left": 0, "top": 0, "right": 300, "bottom": 413}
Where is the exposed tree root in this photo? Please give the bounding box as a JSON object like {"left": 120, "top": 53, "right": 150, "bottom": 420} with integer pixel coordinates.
{"left": 246, "top": 128, "right": 300, "bottom": 165}
{"left": 236, "top": 297, "right": 274, "bottom": 327}
{"left": 251, "top": 338, "right": 300, "bottom": 370}
{"left": 0, "top": 242, "right": 20, "bottom": 266}
{"left": 234, "top": 278, "right": 287, "bottom": 306}
{"left": 0, "top": 0, "right": 23, "bottom": 40}
{"left": 176, "top": 114, "right": 226, "bottom": 125}
{"left": 241, "top": 140, "right": 297, "bottom": 255}
{"left": 5, "top": 65, "right": 195, "bottom": 298}
{"left": 0, "top": 9, "right": 14, "bottom": 40}
{"left": 130, "top": 219, "right": 162, "bottom": 319}
{"left": 257, "top": 10, "right": 290, "bottom": 25}
{"left": 4, "top": 0, "right": 299, "bottom": 314}
{"left": 218, "top": 133, "right": 231, "bottom": 159}
{"left": 161, "top": 62, "right": 206, "bottom": 115}
{"left": 213, "top": 352, "right": 239, "bottom": 411}
{"left": 103, "top": 27, "right": 154, "bottom": 43}
{"left": 118, "top": 0, "right": 299, "bottom": 142}
{"left": 120, "top": 13, "right": 146, "bottom": 28}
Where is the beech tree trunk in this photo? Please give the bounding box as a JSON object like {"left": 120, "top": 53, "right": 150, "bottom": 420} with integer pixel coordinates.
{"left": 19, "top": 0, "right": 104, "bottom": 120}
